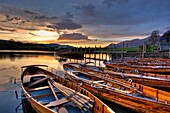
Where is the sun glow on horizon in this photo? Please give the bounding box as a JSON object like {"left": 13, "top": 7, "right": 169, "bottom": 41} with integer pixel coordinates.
{"left": 27, "top": 30, "right": 59, "bottom": 43}
{"left": 32, "top": 30, "right": 59, "bottom": 37}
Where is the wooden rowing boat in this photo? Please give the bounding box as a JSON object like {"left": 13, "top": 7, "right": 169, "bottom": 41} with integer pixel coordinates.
{"left": 21, "top": 65, "right": 115, "bottom": 113}
{"left": 104, "top": 60, "right": 170, "bottom": 74}
{"left": 129, "top": 58, "right": 170, "bottom": 66}
{"left": 63, "top": 64, "right": 170, "bottom": 113}
{"left": 63, "top": 63, "right": 170, "bottom": 90}
{"left": 112, "top": 58, "right": 170, "bottom": 66}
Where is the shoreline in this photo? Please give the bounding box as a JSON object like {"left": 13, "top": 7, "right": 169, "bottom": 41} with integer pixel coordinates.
{"left": 0, "top": 50, "right": 54, "bottom": 55}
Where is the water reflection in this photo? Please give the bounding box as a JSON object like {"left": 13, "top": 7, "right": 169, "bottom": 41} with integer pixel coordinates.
{"left": 0, "top": 53, "right": 40, "bottom": 62}
{"left": 0, "top": 53, "right": 136, "bottom": 113}
{"left": 0, "top": 53, "right": 61, "bottom": 113}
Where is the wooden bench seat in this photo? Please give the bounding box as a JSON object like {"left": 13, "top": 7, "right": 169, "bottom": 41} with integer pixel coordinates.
{"left": 45, "top": 98, "right": 70, "bottom": 107}
{"left": 28, "top": 86, "right": 50, "bottom": 91}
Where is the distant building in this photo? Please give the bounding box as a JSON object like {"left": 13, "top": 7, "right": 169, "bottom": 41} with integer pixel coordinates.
{"left": 159, "top": 30, "right": 170, "bottom": 51}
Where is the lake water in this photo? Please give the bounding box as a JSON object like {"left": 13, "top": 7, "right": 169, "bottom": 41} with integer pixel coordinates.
{"left": 0, "top": 52, "right": 136, "bottom": 113}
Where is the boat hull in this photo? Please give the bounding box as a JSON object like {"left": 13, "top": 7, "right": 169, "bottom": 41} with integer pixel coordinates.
{"left": 104, "top": 62, "right": 170, "bottom": 74}
{"left": 64, "top": 72, "right": 170, "bottom": 113}
{"left": 22, "top": 86, "right": 54, "bottom": 113}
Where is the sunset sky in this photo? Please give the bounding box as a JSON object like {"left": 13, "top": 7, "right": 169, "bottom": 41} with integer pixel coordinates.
{"left": 0, "top": 0, "right": 170, "bottom": 47}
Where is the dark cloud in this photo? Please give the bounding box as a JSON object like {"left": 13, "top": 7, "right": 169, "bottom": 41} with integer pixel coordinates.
{"left": 0, "top": 27, "right": 16, "bottom": 32}
{"left": 2, "top": 14, "right": 32, "bottom": 25}
{"left": 102, "top": 0, "right": 128, "bottom": 8}
{"left": 29, "top": 32, "right": 39, "bottom": 36}
{"left": 1, "top": 5, "right": 58, "bottom": 22}
{"left": 24, "top": 10, "right": 39, "bottom": 15}
{"left": 73, "top": 4, "right": 100, "bottom": 17}
{"left": 102, "top": 0, "right": 114, "bottom": 9}
{"left": 58, "top": 33, "right": 88, "bottom": 40}
{"left": 3, "top": 15, "right": 21, "bottom": 22}
{"left": 48, "top": 19, "right": 82, "bottom": 30}
{"left": 47, "top": 16, "right": 58, "bottom": 20}
{"left": 12, "top": 25, "right": 38, "bottom": 31}
{"left": 64, "top": 12, "right": 74, "bottom": 18}
{"left": 24, "top": 9, "right": 58, "bottom": 20}
{"left": 34, "top": 15, "right": 46, "bottom": 19}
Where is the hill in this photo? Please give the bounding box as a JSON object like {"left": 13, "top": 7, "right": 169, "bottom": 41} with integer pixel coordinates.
{"left": 106, "top": 30, "right": 160, "bottom": 48}
{"left": 107, "top": 37, "right": 149, "bottom": 48}
{"left": 0, "top": 39, "right": 61, "bottom": 51}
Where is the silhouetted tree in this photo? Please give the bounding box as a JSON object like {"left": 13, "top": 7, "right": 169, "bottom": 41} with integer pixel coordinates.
{"left": 149, "top": 30, "right": 160, "bottom": 46}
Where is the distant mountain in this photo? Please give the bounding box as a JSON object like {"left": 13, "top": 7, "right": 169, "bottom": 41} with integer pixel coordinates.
{"left": 106, "top": 30, "right": 160, "bottom": 48}
{"left": 106, "top": 37, "right": 150, "bottom": 48}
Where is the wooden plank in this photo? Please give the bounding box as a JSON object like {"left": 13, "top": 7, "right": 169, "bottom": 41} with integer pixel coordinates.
{"left": 28, "top": 86, "right": 50, "bottom": 91}
{"left": 28, "top": 77, "right": 49, "bottom": 88}
{"left": 45, "top": 98, "right": 69, "bottom": 107}
{"left": 47, "top": 80, "right": 58, "bottom": 100}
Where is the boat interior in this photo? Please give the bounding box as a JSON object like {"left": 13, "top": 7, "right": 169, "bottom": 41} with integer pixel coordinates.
{"left": 22, "top": 72, "right": 90, "bottom": 113}
{"left": 70, "top": 71, "right": 139, "bottom": 94}
{"left": 68, "top": 70, "right": 170, "bottom": 105}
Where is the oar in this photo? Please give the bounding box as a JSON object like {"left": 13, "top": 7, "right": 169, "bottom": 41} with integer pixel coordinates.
{"left": 51, "top": 80, "right": 93, "bottom": 111}
{"left": 47, "top": 80, "right": 68, "bottom": 113}
{"left": 52, "top": 82, "right": 85, "bottom": 109}
{"left": 51, "top": 80, "right": 91, "bottom": 101}
{"left": 91, "top": 71, "right": 143, "bottom": 93}
{"left": 55, "top": 84, "right": 92, "bottom": 107}
{"left": 69, "top": 64, "right": 143, "bottom": 94}
{"left": 47, "top": 80, "right": 58, "bottom": 100}
{"left": 100, "top": 75, "right": 143, "bottom": 94}
{"left": 28, "top": 76, "right": 49, "bottom": 88}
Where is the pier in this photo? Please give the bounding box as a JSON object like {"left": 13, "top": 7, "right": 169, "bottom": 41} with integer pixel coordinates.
{"left": 54, "top": 45, "right": 170, "bottom": 63}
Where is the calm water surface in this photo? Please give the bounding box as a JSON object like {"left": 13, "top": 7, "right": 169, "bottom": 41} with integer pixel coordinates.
{"left": 0, "top": 52, "right": 136, "bottom": 113}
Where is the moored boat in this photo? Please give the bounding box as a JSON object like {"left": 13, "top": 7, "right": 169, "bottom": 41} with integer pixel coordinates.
{"left": 104, "top": 60, "right": 170, "bottom": 74}
{"left": 63, "top": 64, "right": 170, "bottom": 113}
{"left": 128, "top": 58, "right": 170, "bottom": 66}
{"left": 111, "top": 58, "right": 170, "bottom": 66}
{"left": 63, "top": 63, "right": 170, "bottom": 90}
{"left": 21, "top": 65, "right": 115, "bottom": 113}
